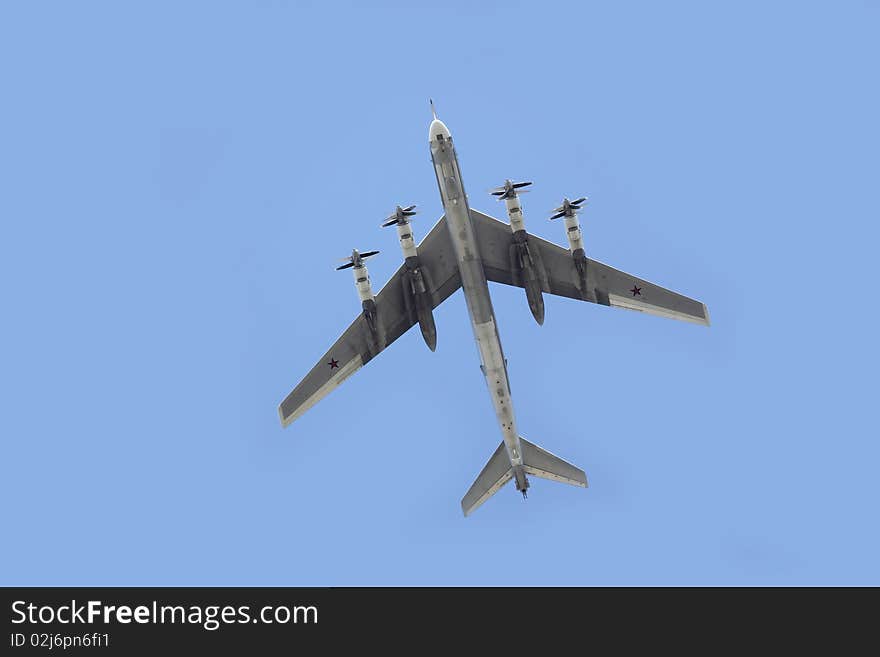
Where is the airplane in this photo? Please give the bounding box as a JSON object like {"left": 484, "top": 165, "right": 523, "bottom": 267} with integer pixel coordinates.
{"left": 278, "top": 102, "right": 710, "bottom": 516}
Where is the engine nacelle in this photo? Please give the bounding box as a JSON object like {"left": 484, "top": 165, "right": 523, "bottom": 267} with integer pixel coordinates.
{"left": 550, "top": 198, "right": 595, "bottom": 302}
{"left": 351, "top": 262, "right": 374, "bottom": 303}
{"left": 390, "top": 222, "right": 437, "bottom": 352}
{"left": 396, "top": 221, "right": 418, "bottom": 259}
{"left": 504, "top": 196, "right": 526, "bottom": 233}
{"left": 558, "top": 214, "right": 593, "bottom": 303}
{"left": 503, "top": 192, "right": 545, "bottom": 325}
{"left": 350, "top": 263, "right": 384, "bottom": 349}
{"left": 563, "top": 213, "right": 585, "bottom": 254}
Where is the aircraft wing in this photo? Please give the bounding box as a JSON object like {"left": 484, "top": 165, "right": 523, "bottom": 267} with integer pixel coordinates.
{"left": 278, "top": 216, "right": 461, "bottom": 427}
{"left": 470, "top": 208, "right": 710, "bottom": 326}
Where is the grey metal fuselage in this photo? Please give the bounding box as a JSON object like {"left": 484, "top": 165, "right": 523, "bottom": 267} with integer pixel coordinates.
{"left": 429, "top": 119, "right": 529, "bottom": 492}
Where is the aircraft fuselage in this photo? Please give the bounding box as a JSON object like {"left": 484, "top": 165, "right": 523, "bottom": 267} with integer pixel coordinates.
{"left": 428, "top": 118, "right": 530, "bottom": 494}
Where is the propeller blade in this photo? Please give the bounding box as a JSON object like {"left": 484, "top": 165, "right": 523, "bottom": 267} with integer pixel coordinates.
{"left": 571, "top": 197, "right": 587, "bottom": 206}
{"left": 491, "top": 182, "right": 530, "bottom": 199}
{"left": 402, "top": 210, "right": 416, "bottom": 217}
{"left": 381, "top": 218, "right": 399, "bottom": 227}
{"left": 549, "top": 211, "right": 566, "bottom": 220}
{"left": 402, "top": 205, "right": 416, "bottom": 212}
{"left": 336, "top": 261, "right": 355, "bottom": 270}
{"left": 360, "top": 250, "right": 380, "bottom": 259}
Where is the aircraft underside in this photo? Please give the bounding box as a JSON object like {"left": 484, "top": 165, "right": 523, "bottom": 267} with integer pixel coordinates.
{"left": 278, "top": 105, "right": 710, "bottom": 516}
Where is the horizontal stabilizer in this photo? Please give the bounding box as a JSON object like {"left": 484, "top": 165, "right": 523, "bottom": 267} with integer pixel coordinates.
{"left": 461, "top": 442, "right": 512, "bottom": 517}
{"left": 461, "top": 438, "right": 587, "bottom": 517}
{"left": 520, "top": 437, "right": 588, "bottom": 488}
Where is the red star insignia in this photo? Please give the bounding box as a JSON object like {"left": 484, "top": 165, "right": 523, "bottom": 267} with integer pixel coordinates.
{"left": 328, "top": 358, "right": 339, "bottom": 369}
{"left": 630, "top": 286, "right": 642, "bottom": 296}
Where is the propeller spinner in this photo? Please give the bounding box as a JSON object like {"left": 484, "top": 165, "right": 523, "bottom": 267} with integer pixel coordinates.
{"left": 380, "top": 205, "right": 417, "bottom": 228}
{"left": 490, "top": 180, "right": 532, "bottom": 200}
{"left": 549, "top": 196, "right": 587, "bottom": 220}
{"left": 336, "top": 248, "right": 380, "bottom": 270}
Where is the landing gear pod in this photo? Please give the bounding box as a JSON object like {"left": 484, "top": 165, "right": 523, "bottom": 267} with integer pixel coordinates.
{"left": 406, "top": 262, "right": 438, "bottom": 351}
{"left": 510, "top": 232, "right": 545, "bottom": 325}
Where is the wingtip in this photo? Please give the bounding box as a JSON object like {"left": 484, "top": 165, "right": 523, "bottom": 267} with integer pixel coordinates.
{"left": 701, "top": 303, "right": 711, "bottom": 327}
{"left": 278, "top": 405, "right": 293, "bottom": 428}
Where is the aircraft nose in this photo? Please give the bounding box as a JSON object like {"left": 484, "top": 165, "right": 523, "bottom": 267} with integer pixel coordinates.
{"left": 429, "top": 118, "right": 451, "bottom": 142}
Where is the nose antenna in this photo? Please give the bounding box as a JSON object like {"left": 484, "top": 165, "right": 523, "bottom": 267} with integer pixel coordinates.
{"left": 430, "top": 98, "right": 437, "bottom": 120}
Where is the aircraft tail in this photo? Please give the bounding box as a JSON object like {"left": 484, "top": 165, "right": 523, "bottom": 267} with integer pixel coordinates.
{"left": 461, "top": 437, "right": 587, "bottom": 517}
{"left": 519, "top": 437, "right": 589, "bottom": 488}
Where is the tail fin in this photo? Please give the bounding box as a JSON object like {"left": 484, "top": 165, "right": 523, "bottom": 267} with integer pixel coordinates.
{"left": 461, "top": 437, "right": 587, "bottom": 517}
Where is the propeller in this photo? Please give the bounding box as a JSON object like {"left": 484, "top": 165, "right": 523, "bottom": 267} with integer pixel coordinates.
{"left": 380, "top": 205, "right": 417, "bottom": 228}
{"left": 490, "top": 180, "right": 532, "bottom": 200}
{"left": 549, "top": 196, "right": 588, "bottom": 220}
{"left": 336, "top": 249, "right": 380, "bottom": 270}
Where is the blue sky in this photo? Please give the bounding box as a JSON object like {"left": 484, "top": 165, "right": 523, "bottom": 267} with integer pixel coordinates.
{"left": 1, "top": 1, "right": 878, "bottom": 585}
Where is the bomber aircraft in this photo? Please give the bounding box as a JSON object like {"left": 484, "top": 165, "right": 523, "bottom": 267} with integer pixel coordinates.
{"left": 279, "top": 103, "right": 709, "bottom": 516}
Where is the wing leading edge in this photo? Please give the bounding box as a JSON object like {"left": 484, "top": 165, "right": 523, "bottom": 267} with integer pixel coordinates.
{"left": 278, "top": 216, "right": 460, "bottom": 427}
{"left": 470, "top": 209, "right": 709, "bottom": 326}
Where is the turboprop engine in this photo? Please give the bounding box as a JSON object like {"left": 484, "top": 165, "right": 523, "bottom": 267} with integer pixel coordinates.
{"left": 490, "top": 180, "right": 546, "bottom": 325}
{"left": 381, "top": 205, "right": 438, "bottom": 351}
{"left": 336, "top": 248, "right": 383, "bottom": 348}
{"left": 549, "top": 196, "right": 592, "bottom": 301}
